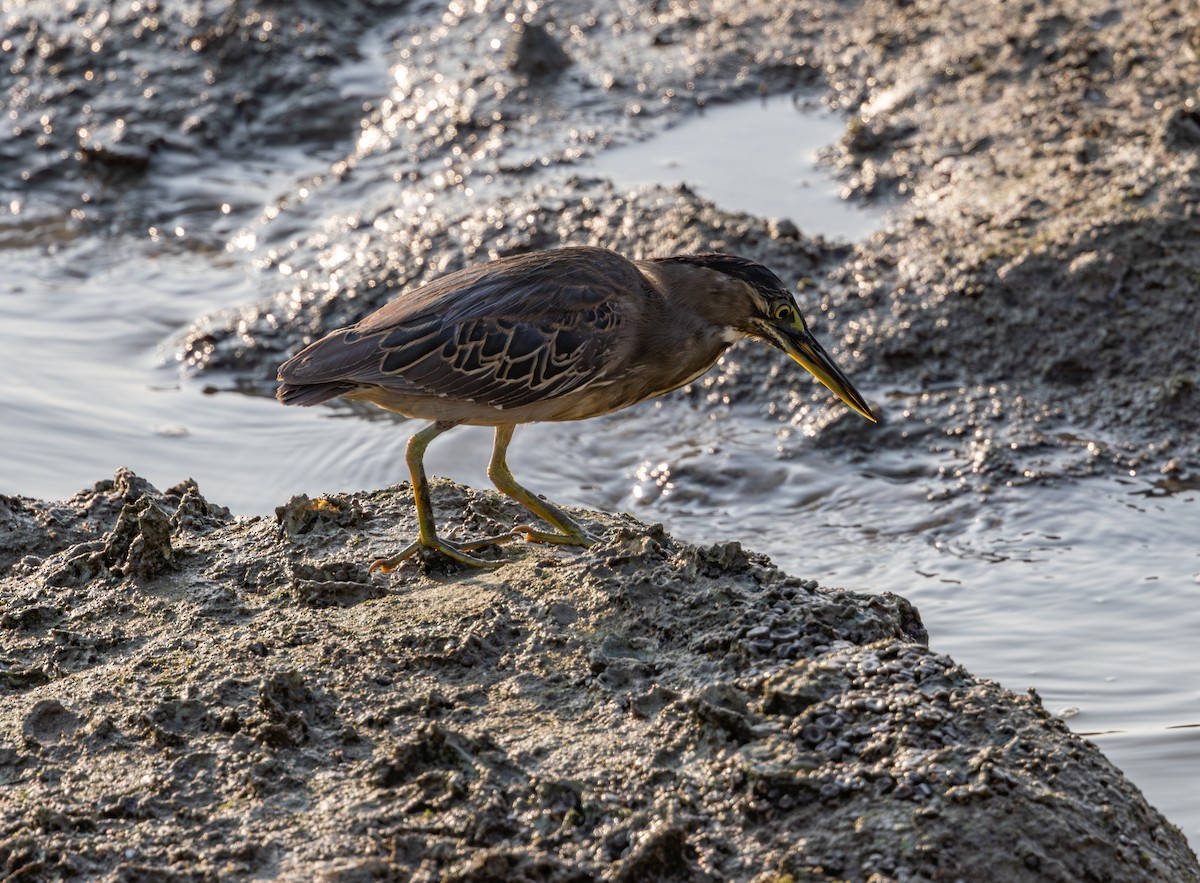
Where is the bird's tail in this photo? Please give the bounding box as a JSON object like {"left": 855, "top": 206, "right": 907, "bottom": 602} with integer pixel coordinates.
{"left": 276, "top": 381, "right": 356, "bottom": 407}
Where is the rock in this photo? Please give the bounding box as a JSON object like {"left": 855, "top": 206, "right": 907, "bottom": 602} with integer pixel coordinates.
{"left": 101, "top": 495, "right": 174, "bottom": 581}
{"left": 506, "top": 22, "right": 573, "bottom": 77}
{"left": 1164, "top": 105, "right": 1200, "bottom": 150}
{"left": 767, "top": 218, "right": 800, "bottom": 240}
{"left": 0, "top": 473, "right": 1194, "bottom": 880}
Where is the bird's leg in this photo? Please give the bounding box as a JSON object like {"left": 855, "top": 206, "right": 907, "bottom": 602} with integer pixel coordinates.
{"left": 371, "top": 420, "right": 513, "bottom": 572}
{"left": 487, "top": 425, "right": 599, "bottom": 548}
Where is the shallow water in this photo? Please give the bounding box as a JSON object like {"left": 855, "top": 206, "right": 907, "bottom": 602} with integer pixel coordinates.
{"left": 584, "top": 95, "right": 881, "bottom": 238}
{"left": 2, "top": 97, "right": 1198, "bottom": 849}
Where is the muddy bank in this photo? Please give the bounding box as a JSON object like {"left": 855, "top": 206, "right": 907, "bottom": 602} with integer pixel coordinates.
{"left": 1, "top": 470, "right": 1196, "bottom": 881}
{"left": 6, "top": 0, "right": 1196, "bottom": 484}
{"left": 3, "top": 0, "right": 1199, "bottom": 877}
{"left": 161, "top": 0, "right": 1199, "bottom": 492}
{"left": 0, "top": 0, "right": 387, "bottom": 226}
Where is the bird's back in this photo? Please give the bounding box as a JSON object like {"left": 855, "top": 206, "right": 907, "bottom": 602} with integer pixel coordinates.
{"left": 277, "top": 247, "right": 656, "bottom": 421}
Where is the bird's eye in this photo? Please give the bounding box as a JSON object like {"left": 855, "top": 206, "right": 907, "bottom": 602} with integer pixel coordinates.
{"left": 773, "top": 304, "right": 794, "bottom": 322}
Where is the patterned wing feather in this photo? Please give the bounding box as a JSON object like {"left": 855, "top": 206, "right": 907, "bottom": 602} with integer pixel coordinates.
{"left": 278, "top": 248, "right": 648, "bottom": 411}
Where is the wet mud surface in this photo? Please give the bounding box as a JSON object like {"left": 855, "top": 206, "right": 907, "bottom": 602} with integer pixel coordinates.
{"left": 2, "top": 471, "right": 1197, "bottom": 880}
{"left": 4, "top": 0, "right": 1200, "bottom": 878}
{"left": 164, "top": 0, "right": 1199, "bottom": 490}
{"left": 1, "top": 0, "right": 380, "bottom": 221}
{"left": 6, "top": 0, "right": 1197, "bottom": 485}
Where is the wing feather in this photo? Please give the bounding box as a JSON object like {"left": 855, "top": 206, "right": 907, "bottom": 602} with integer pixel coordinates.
{"left": 278, "top": 247, "right": 651, "bottom": 411}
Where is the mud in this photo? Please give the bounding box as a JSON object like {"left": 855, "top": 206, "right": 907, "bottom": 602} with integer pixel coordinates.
{"left": 169, "top": 0, "right": 1197, "bottom": 491}
{"left": 4, "top": 0, "right": 1200, "bottom": 878}
{"left": 2, "top": 470, "right": 1196, "bottom": 881}
{"left": 6, "top": 0, "right": 1194, "bottom": 483}
{"left": 1, "top": 0, "right": 383, "bottom": 223}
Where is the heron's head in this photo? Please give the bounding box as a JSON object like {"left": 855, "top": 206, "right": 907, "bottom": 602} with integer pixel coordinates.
{"left": 660, "top": 253, "right": 877, "bottom": 423}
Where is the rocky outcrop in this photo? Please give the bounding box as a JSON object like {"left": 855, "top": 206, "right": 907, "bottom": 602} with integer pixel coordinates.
{"left": 1, "top": 472, "right": 1195, "bottom": 881}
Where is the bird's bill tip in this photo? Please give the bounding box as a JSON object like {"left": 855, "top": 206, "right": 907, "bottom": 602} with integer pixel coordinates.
{"left": 840, "top": 391, "right": 878, "bottom": 424}
{"left": 781, "top": 332, "right": 877, "bottom": 423}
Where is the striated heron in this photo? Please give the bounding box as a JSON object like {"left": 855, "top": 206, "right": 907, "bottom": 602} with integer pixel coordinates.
{"left": 277, "top": 246, "right": 876, "bottom": 569}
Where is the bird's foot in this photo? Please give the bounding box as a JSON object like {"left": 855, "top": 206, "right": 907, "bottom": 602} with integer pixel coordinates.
{"left": 369, "top": 531, "right": 516, "bottom": 572}
{"left": 511, "top": 524, "right": 599, "bottom": 548}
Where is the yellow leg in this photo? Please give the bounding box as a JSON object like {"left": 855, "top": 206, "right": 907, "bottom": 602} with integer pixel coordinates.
{"left": 487, "top": 425, "right": 598, "bottom": 548}
{"left": 370, "top": 421, "right": 514, "bottom": 571}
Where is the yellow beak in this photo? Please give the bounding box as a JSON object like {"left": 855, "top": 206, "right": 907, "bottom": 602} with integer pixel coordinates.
{"left": 778, "top": 327, "right": 877, "bottom": 423}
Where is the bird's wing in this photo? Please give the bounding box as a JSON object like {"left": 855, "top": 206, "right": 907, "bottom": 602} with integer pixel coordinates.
{"left": 279, "top": 248, "right": 647, "bottom": 410}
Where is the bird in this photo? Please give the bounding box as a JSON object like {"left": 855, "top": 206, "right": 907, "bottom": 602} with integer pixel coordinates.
{"left": 277, "top": 246, "right": 876, "bottom": 570}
